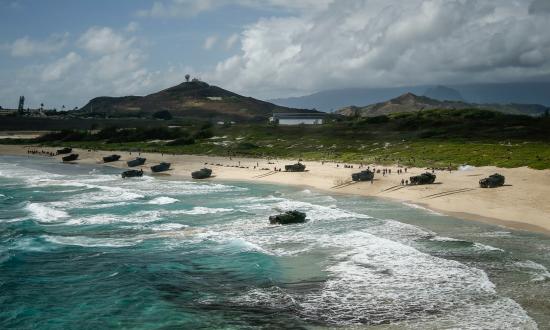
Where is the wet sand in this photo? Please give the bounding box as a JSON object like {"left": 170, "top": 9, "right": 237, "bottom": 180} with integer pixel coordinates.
{"left": 2, "top": 144, "right": 549, "bottom": 234}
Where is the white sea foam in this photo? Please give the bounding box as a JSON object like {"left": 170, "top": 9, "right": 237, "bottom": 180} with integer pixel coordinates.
{"left": 26, "top": 203, "right": 69, "bottom": 222}
{"left": 148, "top": 196, "right": 179, "bottom": 205}
{"left": 231, "top": 230, "right": 509, "bottom": 325}
{"left": 149, "top": 223, "right": 189, "bottom": 231}
{"left": 43, "top": 235, "right": 141, "bottom": 247}
{"left": 514, "top": 260, "right": 550, "bottom": 282}
{"left": 172, "top": 207, "right": 234, "bottom": 215}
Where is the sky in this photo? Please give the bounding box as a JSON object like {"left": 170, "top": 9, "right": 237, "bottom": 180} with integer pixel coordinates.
{"left": 1, "top": 0, "right": 550, "bottom": 109}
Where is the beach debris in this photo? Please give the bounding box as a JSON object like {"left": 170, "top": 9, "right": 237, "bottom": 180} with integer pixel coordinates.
{"left": 103, "top": 154, "right": 121, "bottom": 163}
{"left": 269, "top": 210, "right": 307, "bottom": 225}
{"left": 62, "top": 154, "right": 78, "bottom": 162}
{"left": 121, "top": 169, "right": 143, "bottom": 178}
{"left": 127, "top": 157, "right": 146, "bottom": 167}
{"left": 284, "top": 163, "right": 306, "bottom": 172}
{"left": 409, "top": 172, "right": 436, "bottom": 185}
{"left": 151, "top": 162, "right": 171, "bottom": 173}
{"left": 56, "top": 147, "right": 72, "bottom": 155}
{"left": 479, "top": 173, "right": 505, "bottom": 188}
{"left": 351, "top": 169, "right": 375, "bottom": 182}
{"left": 191, "top": 168, "right": 212, "bottom": 179}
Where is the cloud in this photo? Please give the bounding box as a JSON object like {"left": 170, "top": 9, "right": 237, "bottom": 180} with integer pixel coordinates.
{"left": 125, "top": 21, "right": 140, "bottom": 32}
{"left": 137, "top": 0, "right": 332, "bottom": 18}
{"left": 203, "top": 35, "right": 218, "bottom": 50}
{"left": 4, "top": 33, "right": 68, "bottom": 57}
{"left": 529, "top": 0, "right": 550, "bottom": 14}
{"left": 208, "top": 0, "right": 550, "bottom": 98}
{"left": 225, "top": 33, "right": 239, "bottom": 49}
{"left": 78, "top": 26, "right": 135, "bottom": 54}
{"left": 41, "top": 52, "right": 82, "bottom": 81}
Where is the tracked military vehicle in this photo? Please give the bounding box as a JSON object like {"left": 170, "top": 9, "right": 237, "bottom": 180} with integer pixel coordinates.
{"left": 127, "top": 157, "right": 146, "bottom": 167}
{"left": 62, "top": 154, "right": 78, "bottom": 162}
{"left": 57, "top": 147, "right": 72, "bottom": 155}
{"left": 479, "top": 173, "right": 505, "bottom": 188}
{"left": 192, "top": 168, "right": 212, "bottom": 179}
{"left": 103, "top": 154, "right": 121, "bottom": 163}
{"left": 351, "top": 169, "right": 375, "bottom": 182}
{"left": 409, "top": 172, "right": 436, "bottom": 185}
{"left": 122, "top": 169, "right": 143, "bottom": 178}
{"left": 151, "top": 162, "right": 171, "bottom": 173}
{"left": 284, "top": 163, "right": 306, "bottom": 172}
{"left": 269, "top": 210, "right": 307, "bottom": 225}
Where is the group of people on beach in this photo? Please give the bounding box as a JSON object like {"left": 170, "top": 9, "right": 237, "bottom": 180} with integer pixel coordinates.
{"left": 26, "top": 149, "right": 55, "bottom": 157}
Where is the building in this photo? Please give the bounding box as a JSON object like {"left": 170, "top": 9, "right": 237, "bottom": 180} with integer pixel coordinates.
{"left": 270, "top": 113, "right": 326, "bottom": 125}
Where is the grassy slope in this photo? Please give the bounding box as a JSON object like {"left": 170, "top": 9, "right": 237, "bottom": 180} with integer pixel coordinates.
{"left": 4, "top": 109, "right": 550, "bottom": 169}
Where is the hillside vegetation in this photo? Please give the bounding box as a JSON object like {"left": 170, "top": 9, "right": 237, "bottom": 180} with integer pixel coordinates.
{"left": 337, "top": 93, "right": 549, "bottom": 117}
{"left": 4, "top": 108, "right": 550, "bottom": 169}
{"left": 78, "top": 80, "right": 317, "bottom": 121}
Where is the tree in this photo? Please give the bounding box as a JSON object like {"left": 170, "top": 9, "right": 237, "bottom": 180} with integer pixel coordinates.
{"left": 185, "top": 74, "right": 190, "bottom": 82}
{"left": 153, "top": 110, "right": 173, "bottom": 120}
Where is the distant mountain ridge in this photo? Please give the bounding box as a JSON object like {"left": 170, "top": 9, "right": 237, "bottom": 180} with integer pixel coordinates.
{"left": 80, "top": 80, "right": 317, "bottom": 121}
{"left": 336, "top": 93, "right": 549, "bottom": 117}
{"left": 270, "top": 82, "right": 550, "bottom": 111}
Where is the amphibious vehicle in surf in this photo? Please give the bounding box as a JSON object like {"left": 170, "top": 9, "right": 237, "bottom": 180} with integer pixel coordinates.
{"left": 127, "top": 157, "right": 146, "bottom": 167}
{"left": 62, "top": 154, "right": 78, "bottom": 162}
{"left": 121, "top": 169, "right": 143, "bottom": 178}
{"left": 409, "top": 172, "right": 436, "bottom": 185}
{"left": 191, "top": 168, "right": 212, "bottom": 179}
{"left": 269, "top": 210, "right": 307, "bottom": 225}
{"left": 479, "top": 173, "right": 505, "bottom": 188}
{"left": 151, "top": 162, "right": 171, "bottom": 173}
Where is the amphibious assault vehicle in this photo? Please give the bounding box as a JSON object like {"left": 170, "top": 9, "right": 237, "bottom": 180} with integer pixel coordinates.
{"left": 127, "top": 157, "right": 146, "bottom": 167}
{"left": 269, "top": 210, "right": 307, "bottom": 225}
{"left": 56, "top": 147, "right": 72, "bottom": 155}
{"left": 121, "top": 169, "right": 143, "bottom": 178}
{"left": 351, "top": 169, "right": 375, "bottom": 182}
{"left": 62, "top": 154, "right": 78, "bottom": 162}
{"left": 284, "top": 163, "right": 306, "bottom": 172}
{"left": 409, "top": 172, "right": 436, "bottom": 185}
{"left": 479, "top": 173, "right": 505, "bottom": 188}
{"left": 191, "top": 168, "right": 212, "bottom": 179}
{"left": 151, "top": 162, "right": 171, "bottom": 173}
{"left": 103, "top": 154, "right": 121, "bottom": 163}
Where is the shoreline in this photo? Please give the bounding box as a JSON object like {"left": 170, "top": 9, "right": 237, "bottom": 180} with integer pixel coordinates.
{"left": 1, "top": 144, "right": 549, "bottom": 235}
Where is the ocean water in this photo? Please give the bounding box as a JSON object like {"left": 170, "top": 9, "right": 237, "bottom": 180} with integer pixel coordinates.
{"left": 1, "top": 155, "right": 549, "bottom": 329}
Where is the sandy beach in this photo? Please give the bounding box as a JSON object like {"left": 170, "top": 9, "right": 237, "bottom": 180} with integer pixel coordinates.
{"left": 2, "top": 144, "right": 549, "bottom": 234}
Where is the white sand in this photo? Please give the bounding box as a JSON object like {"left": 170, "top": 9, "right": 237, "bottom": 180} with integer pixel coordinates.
{"left": 2, "top": 144, "right": 549, "bottom": 234}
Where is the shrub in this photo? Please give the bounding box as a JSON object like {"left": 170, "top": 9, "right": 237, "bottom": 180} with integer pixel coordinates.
{"left": 153, "top": 110, "right": 173, "bottom": 120}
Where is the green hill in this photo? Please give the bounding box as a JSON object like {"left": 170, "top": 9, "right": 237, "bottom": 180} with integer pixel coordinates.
{"left": 79, "top": 80, "right": 317, "bottom": 121}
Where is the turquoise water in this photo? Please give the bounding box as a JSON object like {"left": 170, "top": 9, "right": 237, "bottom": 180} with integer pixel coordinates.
{"left": 1, "top": 155, "right": 549, "bottom": 329}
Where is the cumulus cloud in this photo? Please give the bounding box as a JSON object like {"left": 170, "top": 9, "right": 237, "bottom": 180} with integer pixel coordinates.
{"left": 207, "top": 0, "right": 550, "bottom": 98}
{"left": 4, "top": 33, "right": 68, "bottom": 57}
{"left": 225, "top": 33, "right": 239, "bottom": 49}
{"left": 137, "top": 0, "right": 332, "bottom": 17}
{"left": 41, "top": 52, "right": 81, "bottom": 81}
{"left": 203, "top": 35, "right": 218, "bottom": 50}
{"left": 78, "top": 26, "right": 135, "bottom": 54}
